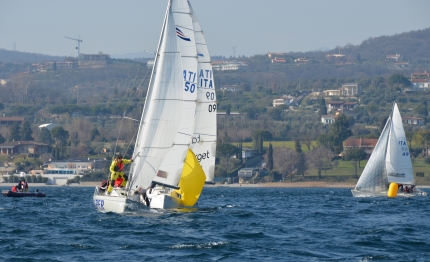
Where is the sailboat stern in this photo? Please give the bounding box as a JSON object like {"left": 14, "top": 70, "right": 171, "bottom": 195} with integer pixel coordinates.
{"left": 93, "top": 187, "right": 127, "bottom": 213}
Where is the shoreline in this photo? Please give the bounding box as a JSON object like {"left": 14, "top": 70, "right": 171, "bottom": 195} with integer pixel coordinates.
{"left": 2, "top": 182, "right": 429, "bottom": 189}
{"left": 0, "top": 182, "right": 356, "bottom": 188}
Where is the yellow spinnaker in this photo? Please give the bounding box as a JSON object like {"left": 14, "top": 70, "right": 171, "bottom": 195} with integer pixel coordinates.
{"left": 173, "top": 149, "right": 206, "bottom": 206}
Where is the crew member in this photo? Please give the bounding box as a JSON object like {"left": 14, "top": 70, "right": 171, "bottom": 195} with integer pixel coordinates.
{"left": 22, "top": 179, "right": 29, "bottom": 192}
{"left": 107, "top": 154, "right": 132, "bottom": 194}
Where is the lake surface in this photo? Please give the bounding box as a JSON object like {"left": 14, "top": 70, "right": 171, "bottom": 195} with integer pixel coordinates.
{"left": 1, "top": 186, "right": 430, "bottom": 261}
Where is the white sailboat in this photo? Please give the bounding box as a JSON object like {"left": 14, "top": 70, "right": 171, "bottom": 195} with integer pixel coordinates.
{"left": 351, "top": 103, "right": 427, "bottom": 197}
{"left": 93, "top": 0, "right": 214, "bottom": 213}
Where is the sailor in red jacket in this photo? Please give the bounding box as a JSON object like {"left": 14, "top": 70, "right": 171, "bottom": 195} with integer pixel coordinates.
{"left": 107, "top": 154, "right": 132, "bottom": 194}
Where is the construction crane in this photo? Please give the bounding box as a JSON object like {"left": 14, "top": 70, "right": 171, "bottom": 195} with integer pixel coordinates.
{"left": 65, "top": 36, "right": 83, "bottom": 58}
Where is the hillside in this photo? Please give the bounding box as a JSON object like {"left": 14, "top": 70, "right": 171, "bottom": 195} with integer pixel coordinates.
{"left": 0, "top": 49, "right": 63, "bottom": 63}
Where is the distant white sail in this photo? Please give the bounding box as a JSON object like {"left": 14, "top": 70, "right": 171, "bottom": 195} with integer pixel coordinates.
{"left": 386, "top": 103, "right": 415, "bottom": 185}
{"left": 188, "top": 1, "right": 217, "bottom": 182}
{"left": 354, "top": 117, "right": 390, "bottom": 193}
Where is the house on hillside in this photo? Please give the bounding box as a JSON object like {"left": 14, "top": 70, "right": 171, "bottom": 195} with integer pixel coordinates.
{"left": 272, "top": 95, "right": 294, "bottom": 107}
{"left": 327, "top": 101, "right": 358, "bottom": 112}
{"left": 0, "top": 141, "right": 50, "bottom": 156}
{"left": 411, "top": 71, "right": 430, "bottom": 89}
{"left": 343, "top": 138, "right": 378, "bottom": 158}
{"left": 340, "top": 83, "right": 361, "bottom": 96}
{"left": 238, "top": 168, "right": 257, "bottom": 183}
{"left": 78, "top": 53, "right": 110, "bottom": 67}
{"left": 216, "top": 112, "right": 246, "bottom": 118}
{"left": 386, "top": 54, "right": 402, "bottom": 62}
{"left": 294, "top": 58, "right": 309, "bottom": 64}
{"left": 0, "top": 117, "right": 24, "bottom": 126}
{"left": 271, "top": 57, "right": 286, "bottom": 63}
{"left": 212, "top": 61, "right": 248, "bottom": 71}
{"left": 321, "top": 115, "right": 336, "bottom": 124}
{"left": 220, "top": 85, "right": 238, "bottom": 92}
{"left": 402, "top": 116, "right": 424, "bottom": 126}
{"left": 326, "top": 53, "right": 345, "bottom": 63}
{"left": 323, "top": 90, "right": 341, "bottom": 96}
{"left": 42, "top": 158, "right": 109, "bottom": 185}
{"left": 267, "top": 52, "right": 287, "bottom": 58}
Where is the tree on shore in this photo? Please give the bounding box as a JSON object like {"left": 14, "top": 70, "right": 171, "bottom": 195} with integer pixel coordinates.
{"left": 267, "top": 143, "right": 273, "bottom": 171}
{"left": 39, "top": 127, "right": 53, "bottom": 145}
{"left": 9, "top": 122, "right": 20, "bottom": 142}
{"left": 307, "top": 146, "right": 334, "bottom": 179}
{"left": 252, "top": 129, "right": 272, "bottom": 155}
{"left": 20, "top": 120, "right": 33, "bottom": 141}
{"left": 216, "top": 143, "right": 239, "bottom": 175}
{"left": 344, "top": 148, "right": 367, "bottom": 168}
{"left": 295, "top": 140, "right": 307, "bottom": 176}
{"left": 51, "top": 126, "right": 69, "bottom": 146}
{"left": 273, "top": 147, "right": 297, "bottom": 182}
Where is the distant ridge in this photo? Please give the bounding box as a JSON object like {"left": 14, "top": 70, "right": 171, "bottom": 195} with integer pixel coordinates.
{"left": 2, "top": 27, "right": 430, "bottom": 63}
{"left": 289, "top": 27, "right": 430, "bottom": 62}
{"left": 0, "top": 49, "right": 64, "bottom": 63}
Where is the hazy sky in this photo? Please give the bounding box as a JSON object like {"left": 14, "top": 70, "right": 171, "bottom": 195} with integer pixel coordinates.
{"left": 1, "top": 0, "right": 429, "bottom": 58}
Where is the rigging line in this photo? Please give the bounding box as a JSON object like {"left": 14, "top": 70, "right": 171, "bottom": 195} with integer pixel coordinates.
{"left": 114, "top": 62, "right": 143, "bottom": 157}
{"left": 124, "top": 67, "right": 152, "bottom": 157}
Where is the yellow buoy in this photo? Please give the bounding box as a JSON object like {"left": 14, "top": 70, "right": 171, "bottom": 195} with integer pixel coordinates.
{"left": 387, "top": 182, "right": 398, "bottom": 198}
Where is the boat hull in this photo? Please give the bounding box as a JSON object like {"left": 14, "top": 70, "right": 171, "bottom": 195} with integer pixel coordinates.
{"left": 149, "top": 193, "right": 183, "bottom": 209}
{"left": 93, "top": 187, "right": 128, "bottom": 213}
{"left": 92, "top": 186, "right": 183, "bottom": 213}
{"left": 351, "top": 188, "right": 427, "bottom": 197}
{"left": 2, "top": 190, "right": 46, "bottom": 197}
{"left": 146, "top": 186, "right": 183, "bottom": 209}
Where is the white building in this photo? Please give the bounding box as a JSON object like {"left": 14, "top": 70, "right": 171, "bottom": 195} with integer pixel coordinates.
{"left": 212, "top": 61, "right": 248, "bottom": 71}
{"left": 41, "top": 158, "right": 109, "bottom": 185}
{"left": 321, "top": 115, "right": 336, "bottom": 124}
{"left": 340, "top": 83, "right": 361, "bottom": 96}
{"left": 272, "top": 95, "right": 294, "bottom": 107}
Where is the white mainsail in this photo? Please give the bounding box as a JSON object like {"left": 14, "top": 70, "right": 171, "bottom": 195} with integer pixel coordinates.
{"left": 386, "top": 103, "right": 415, "bottom": 185}
{"left": 151, "top": 0, "right": 199, "bottom": 188}
{"left": 128, "top": 0, "right": 185, "bottom": 190}
{"left": 188, "top": 1, "right": 217, "bottom": 182}
{"left": 354, "top": 117, "right": 391, "bottom": 193}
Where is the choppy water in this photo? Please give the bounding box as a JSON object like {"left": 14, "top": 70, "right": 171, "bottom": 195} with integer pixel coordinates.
{"left": 1, "top": 186, "right": 430, "bottom": 262}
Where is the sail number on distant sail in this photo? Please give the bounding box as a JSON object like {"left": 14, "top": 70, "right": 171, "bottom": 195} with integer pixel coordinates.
{"left": 398, "top": 140, "right": 410, "bottom": 156}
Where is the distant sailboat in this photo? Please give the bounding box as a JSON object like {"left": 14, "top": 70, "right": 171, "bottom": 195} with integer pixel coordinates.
{"left": 351, "top": 103, "right": 427, "bottom": 197}
{"left": 93, "top": 0, "right": 216, "bottom": 213}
